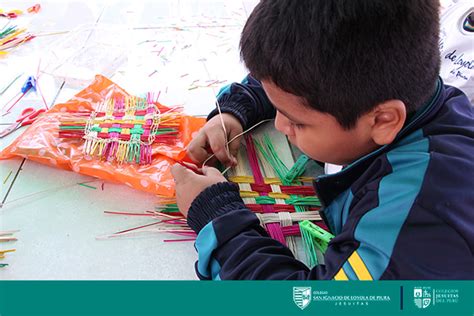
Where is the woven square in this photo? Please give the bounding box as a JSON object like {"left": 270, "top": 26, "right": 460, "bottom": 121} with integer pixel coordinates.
{"left": 59, "top": 93, "right": 182, "bottom": 164}
{"left": 83, "top": 96, "right": 161, "bottom": 164}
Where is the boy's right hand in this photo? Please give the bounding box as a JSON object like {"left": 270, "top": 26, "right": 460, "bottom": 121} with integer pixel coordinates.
{"left": 187, "top": 113, "right": 243, "bottom": 167}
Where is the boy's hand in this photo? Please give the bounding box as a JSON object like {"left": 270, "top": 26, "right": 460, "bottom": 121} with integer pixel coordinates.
{"left": 187, "top": 113, "right": 243, "bottom": 167}
{"left": 171, "top": 163, "right": 227, "bottom": 217}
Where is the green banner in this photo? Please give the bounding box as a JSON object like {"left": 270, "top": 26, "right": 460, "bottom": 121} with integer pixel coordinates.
{"left": 0, "top": 281, "right": 472, "bottom": 316}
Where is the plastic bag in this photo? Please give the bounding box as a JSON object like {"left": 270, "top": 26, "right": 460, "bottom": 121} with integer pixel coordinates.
{"left": 40, "top": 24, "right": 130, "bottom": 89}
{"left": 0, "top": 75, "right": 206, "bottom": 196}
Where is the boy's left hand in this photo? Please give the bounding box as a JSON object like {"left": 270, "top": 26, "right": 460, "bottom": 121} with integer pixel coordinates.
{"left": 171, "top": 164, "right": 227, "bottom": 217}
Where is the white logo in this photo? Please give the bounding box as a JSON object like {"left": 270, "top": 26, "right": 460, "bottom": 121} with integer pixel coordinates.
{"left": 414, "top": 287, "right": 432, "bottom": 309}
{"left": 293, "top": 287, "right": 312, "bottom": 310}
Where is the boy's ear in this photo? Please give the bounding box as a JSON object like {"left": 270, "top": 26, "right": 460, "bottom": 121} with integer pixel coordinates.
{"left": 368, "top": 100, "right": 406, "bottom": 146}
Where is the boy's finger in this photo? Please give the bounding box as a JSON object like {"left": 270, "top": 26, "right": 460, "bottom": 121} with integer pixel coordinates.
{"left": 201, "top": 166, "right": 223, "bottom": 177}
{"left": 171, "top": 164, "right": 194, "bottom": 182}
{"left": 187, "top": 133, "right": 211, "bottom": 163}
{"left": 208, "top": 132, "right": 233, "bottom": 166}
{"left": 228, "top": 136, "right": 241, "bottom": 165}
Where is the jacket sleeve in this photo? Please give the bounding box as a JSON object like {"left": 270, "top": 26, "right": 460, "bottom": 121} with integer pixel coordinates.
{"left": 207, "top": 75, "right": 276, "bottom": 129}
{"left": 186, "top": 182, "right": 356, "bottom": 280}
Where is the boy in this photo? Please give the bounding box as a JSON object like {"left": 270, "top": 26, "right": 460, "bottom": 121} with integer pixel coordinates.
{"left": 171, "top": 0, "right": 474, "bottom": 280}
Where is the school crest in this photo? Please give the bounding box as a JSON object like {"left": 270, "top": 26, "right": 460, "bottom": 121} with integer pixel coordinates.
{"left": 414, "top": 287, "right": 432, "bottom": 309}
{"left": 293, "top": 287, "right": 312, "bottom": 310}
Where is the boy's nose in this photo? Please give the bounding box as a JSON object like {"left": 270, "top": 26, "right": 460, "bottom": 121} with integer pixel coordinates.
{"left": 274, "top": 112, "right": 294, "bottom": 136}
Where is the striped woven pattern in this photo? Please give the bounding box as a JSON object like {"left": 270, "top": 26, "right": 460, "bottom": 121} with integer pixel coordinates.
{"left": 59, "top": 93, "right": 181, "bottom": 164}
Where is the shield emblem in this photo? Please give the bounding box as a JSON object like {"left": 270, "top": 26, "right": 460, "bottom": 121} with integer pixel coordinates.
{"left": 413, "top": 287, "right": 432, "bottom": 309}
{"left": 422, "top": 298, "right": 431, "bottom": 308}
{"left": 293, "top": 287, "right": 312, "bottom": 310}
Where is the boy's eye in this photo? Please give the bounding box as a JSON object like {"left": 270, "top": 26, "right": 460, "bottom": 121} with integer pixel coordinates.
{"left": 291, "top": 122, "right": 305, "bottom": 129}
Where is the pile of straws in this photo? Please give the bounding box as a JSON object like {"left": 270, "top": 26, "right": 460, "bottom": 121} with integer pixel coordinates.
{"left": 0, "top": 4, "right": 41, "bottom": 55}
{"left": 0, "top": 230, "right": 18, "bottom": 268}
{"left": 0, "top": 23, "right": 35, "bottom": 56}
{"left": 59, "top": 93, "right": 182, "bottom": 164}
{"left": 97, "top": 202, "right": 196, "bottom": 242}
{"left": 0, "top": 4, "right": 40, "bottom": 19}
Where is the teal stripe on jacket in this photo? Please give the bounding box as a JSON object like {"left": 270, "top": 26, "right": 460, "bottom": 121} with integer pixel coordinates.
{"left": 342, "top": 261, "right": 358, "bottom": 280}
{"left": 323, "top": 189, "right": 353, "bottom": 235}
{"left": 195, "top": 222, "right": 222, "bottom": 280}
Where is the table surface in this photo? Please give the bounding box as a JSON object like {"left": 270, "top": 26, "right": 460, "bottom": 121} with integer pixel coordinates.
{"left": 0, "top": 0, "right": 264, "bottom": 280}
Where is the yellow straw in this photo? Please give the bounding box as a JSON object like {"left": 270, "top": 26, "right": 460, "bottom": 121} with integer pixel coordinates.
{"left": 0, "top": 249, "right": 16, "bottom": 254}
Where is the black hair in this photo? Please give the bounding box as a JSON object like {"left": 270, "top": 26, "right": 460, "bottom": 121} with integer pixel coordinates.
{"left": 240, "top": 0, "right": 441, "bottom": 129}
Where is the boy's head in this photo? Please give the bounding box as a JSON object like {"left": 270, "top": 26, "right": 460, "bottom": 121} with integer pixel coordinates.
{"left": 240, "top": 0, "right": 441, "bottom": 165}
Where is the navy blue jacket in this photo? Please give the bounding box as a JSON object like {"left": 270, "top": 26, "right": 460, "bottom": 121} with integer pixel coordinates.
{"left": 186, "top": 75, "right": 474, "bottom": 280}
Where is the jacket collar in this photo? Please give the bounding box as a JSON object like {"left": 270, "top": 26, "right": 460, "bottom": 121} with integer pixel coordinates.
{"left": 313, "top": 78, "right": 444, "bottom": 207}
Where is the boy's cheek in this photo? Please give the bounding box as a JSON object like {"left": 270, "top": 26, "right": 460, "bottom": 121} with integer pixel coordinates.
{"left": 293, "top": 136, "right": 325, "bottom": 162}
{"left": 288, "top": 133, "right": 308, "bottom": 151}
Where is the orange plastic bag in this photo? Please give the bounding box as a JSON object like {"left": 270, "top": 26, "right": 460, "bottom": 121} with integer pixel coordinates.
{"left": 0, "top": 75, "right": 206, "bottom": 196}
